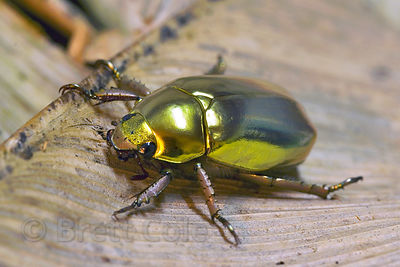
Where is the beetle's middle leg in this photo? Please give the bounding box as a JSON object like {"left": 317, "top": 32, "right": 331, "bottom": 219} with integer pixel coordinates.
{"left": 238, "top": 173, "right": 363, "bottom": 199}
{"left": 195, "top": 163, "right": 240, "bottom": 245}
{"left": 205, "top": 55, "right": 227, "bottom": 75}
{"left": 112, "top": 170, "right": 172, "bottom": 219}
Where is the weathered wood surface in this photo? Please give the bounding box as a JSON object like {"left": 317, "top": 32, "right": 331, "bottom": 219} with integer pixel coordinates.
{"left": 0, "top": 0, "right": 196, "bottom": 142}
{"left": 81, "top": 0, "right": 197, "bottom": 62}
{"left": 1, "top": 0, "right": 400, "bottom": 266}
{"left": 0, "top": 1, "right": 87, "bottom": 142}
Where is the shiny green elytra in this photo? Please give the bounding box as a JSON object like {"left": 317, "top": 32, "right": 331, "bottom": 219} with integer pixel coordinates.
{"left": 111, "top": 75, "right": 316, "bottom": 172}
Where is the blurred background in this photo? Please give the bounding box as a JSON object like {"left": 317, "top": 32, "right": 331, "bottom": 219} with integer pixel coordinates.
{"left": 0, "top": 0, "right": 197, "bottom": 142}
{"left": 0, "top": 0, "right": 400, "bottom": 142}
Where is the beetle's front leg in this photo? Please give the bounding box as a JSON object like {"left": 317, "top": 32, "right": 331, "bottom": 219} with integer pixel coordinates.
{"left": 60, "top": 59, "right": 152, "bottom": 101}
{"left": 59, "top": 83, "right": 142, "bottom": 103}
{"left": 95, "top": 59, "right": 151, "bottom": 96}
{"left": 112, "top": 170, "right": 172, "bottom": 219}
{"left": 195, "top": 163, "right": 240, "bottom": 245}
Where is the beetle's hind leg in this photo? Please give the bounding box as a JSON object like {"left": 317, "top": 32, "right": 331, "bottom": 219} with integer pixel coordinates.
{"left": 205, "top": 54, "right": 227, "bottom": 75}
{"left": 238, "top": 173, "right": 363, "bottom": 199}
{"left": 112, "top": 170, "right": 172, "bottom": 219}
{"left": 195, "top": 163, "right": 240, "bottom": 245}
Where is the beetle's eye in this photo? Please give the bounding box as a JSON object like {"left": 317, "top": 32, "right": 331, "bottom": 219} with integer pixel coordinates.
{"left": 139, "top": 142, "right": 156, "bottom": 159}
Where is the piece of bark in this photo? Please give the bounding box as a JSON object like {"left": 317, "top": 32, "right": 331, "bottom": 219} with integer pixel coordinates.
{"left": 0, "top": 0, "right": 400, "bottom": 266}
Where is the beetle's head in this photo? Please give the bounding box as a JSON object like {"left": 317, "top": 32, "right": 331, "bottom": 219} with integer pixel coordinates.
{"left": 107, "top": 112, "right": 158, "bottom": 160}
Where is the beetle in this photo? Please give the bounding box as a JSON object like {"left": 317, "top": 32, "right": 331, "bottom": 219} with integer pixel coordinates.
{"left": 60, "top": 56, "right": 362, "bottom": 245}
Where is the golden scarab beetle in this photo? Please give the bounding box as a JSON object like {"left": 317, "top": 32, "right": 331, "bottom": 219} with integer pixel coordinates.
{"left": 60, "top": 56, "right": 362, "bottom": 245}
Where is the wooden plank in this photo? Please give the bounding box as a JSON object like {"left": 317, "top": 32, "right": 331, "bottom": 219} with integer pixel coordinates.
{"left": 0, "top": 0, "right": 399, "bottom": 265}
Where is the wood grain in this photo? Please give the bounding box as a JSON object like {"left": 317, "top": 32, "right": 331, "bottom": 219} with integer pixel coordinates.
{"left": 0, "top": 0, "right": 196, "bottom": 142}
{"left": 0, "top": 0, "right": 400, "bottom": 266}
{"left": 0, "top": 1, "right": 87, "bottom": 142}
